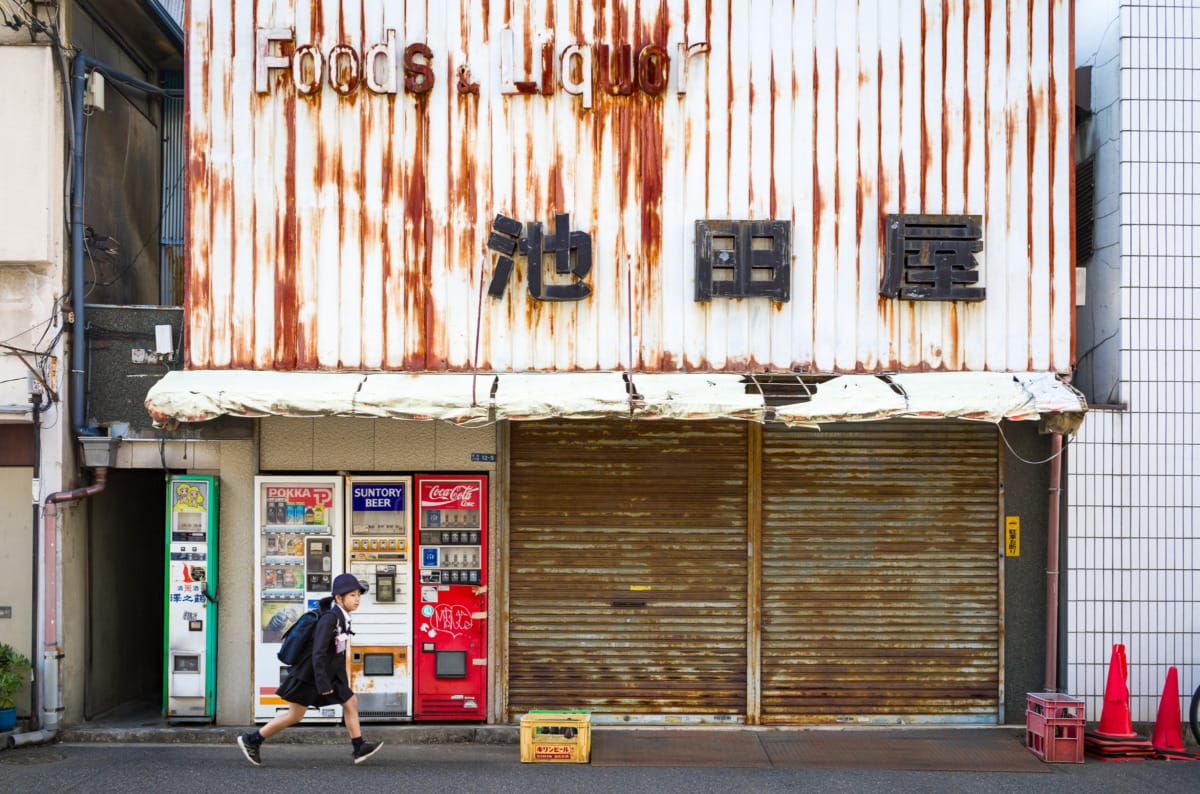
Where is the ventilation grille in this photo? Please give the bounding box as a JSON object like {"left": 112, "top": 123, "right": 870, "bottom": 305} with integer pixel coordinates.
{"left": 1076, "top": 156, "right": 1096, "bottom": 264}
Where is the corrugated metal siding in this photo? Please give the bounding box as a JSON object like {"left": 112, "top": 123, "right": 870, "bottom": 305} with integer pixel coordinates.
{"left": 760, "top": 421, "right": 1000, "bottom": 724}
{"left": 187, "top": 0, "right": 1073, "bottom": 373}
{"left": 507, "top": 420, "right": 748, "bottom": 718}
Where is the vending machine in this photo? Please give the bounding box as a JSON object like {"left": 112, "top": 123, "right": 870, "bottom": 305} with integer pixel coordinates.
{"left": 413, "top": 475, "right": 488, "bottom": 720}
{"left": 164, "top": 475, "right": 218, "bottom": 722}
{"left": 345, "top": 476, "right": 414, "bottom": 721}
{"left": 253, "top": 475, "right": 343, "bottom": 722}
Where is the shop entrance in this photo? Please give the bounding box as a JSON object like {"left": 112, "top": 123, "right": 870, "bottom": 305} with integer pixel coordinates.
{"left": 85, "top": 469, "right": 166, "bottom": 721}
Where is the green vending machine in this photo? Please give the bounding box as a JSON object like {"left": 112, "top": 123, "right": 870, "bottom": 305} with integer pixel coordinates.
{"left": 164, "top": 475, "right": 218, "bottom": 722}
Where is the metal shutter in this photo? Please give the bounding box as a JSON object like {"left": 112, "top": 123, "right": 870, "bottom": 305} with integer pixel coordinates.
{"left": 760, "top": 421, "right": 1001, "bottom": 724}
{"left": 507, "top": 420, "right": 748, "bottom": 720}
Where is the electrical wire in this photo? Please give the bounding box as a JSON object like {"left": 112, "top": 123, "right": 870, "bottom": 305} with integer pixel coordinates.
{"left": 997, "top": 421, "right": 1073, "bottom": 466}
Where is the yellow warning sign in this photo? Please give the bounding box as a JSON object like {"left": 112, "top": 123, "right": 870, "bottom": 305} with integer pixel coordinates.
{"left": 1005, "top": 516, "right": 1020, "bottom": 557}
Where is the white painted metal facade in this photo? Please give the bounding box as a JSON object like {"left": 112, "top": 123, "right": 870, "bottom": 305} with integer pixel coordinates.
{"left": 187, "top": 0, "right": 1074, "bottom": 374}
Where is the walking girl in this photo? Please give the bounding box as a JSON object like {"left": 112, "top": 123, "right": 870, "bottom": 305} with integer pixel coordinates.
{"left": 238, "top": 574, "right": 383, "bottom": 765}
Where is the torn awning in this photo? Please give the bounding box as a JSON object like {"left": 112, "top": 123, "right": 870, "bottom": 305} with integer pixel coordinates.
{"left": 144, "top": 369, "right": 1086, "bottom": 433}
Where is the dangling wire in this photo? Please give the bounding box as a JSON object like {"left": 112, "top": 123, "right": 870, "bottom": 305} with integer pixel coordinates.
{"left": 997, "top": 421, "right": 1074, "bottom": 465}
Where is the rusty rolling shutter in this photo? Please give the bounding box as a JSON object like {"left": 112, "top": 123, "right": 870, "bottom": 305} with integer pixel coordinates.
{"left": 760, "top": 421, "right": 1000, "bottom": 724}
{"left": 508, "top": 420, "right": 748, "bottom": 720}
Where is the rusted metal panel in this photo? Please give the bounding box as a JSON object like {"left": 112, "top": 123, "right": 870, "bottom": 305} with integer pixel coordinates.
{"left": 187, "top": 0, "right": 1074, "bottom": 374}
{"left": 506, "top": 420, "right": 748, "bottom": 720}
{"left": 759, "top": 421, "right": 1001, "bottom": 724}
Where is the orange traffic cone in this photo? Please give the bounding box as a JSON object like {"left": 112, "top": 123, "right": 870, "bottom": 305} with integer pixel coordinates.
{"left": 1151, "top": 667, "right": 1196, "bottom": 760}
{"left": 1094, "top": 644, "right": 1137, "bottom": 739}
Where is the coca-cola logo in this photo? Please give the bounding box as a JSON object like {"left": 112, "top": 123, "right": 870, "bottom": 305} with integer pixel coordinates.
{"left": 424, "top": 483, "right": 480, "bottom": 507}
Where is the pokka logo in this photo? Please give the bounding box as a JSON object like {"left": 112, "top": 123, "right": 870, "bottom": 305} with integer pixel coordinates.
{"left": 423, "top": 484, "right": 480, "bottom": 508}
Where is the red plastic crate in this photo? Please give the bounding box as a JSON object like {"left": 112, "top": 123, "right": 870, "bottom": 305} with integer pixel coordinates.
{"left": 1027, "top": 692, "right": 1085, "bottom": 722}
{"left": 1026, "top": 692, "right": 1084, "bottom": 764}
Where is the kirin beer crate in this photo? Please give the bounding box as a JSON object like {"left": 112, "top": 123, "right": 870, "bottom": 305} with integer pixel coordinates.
{"left": 519, "top": 710, "right": 592, "bottom": 763}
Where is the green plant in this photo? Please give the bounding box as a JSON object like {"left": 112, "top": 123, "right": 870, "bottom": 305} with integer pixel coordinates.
{"left": 0, "top": 643, "right": 32, "bottom": 710}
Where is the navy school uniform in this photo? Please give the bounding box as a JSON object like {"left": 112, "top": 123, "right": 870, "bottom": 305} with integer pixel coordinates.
{"left": 276, "top": 605, "right": 353, "bottom": 707}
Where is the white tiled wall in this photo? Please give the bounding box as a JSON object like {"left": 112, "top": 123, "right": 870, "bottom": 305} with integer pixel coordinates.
{"left": 1068, "top": 0, "right": 1200, "bottom": 722}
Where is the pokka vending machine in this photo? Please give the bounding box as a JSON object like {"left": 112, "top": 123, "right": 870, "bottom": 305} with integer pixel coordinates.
{"left": 253, "top": 475, "right": 343, "bottom": 722}
{"left": 164, "top": 475, "right": 218, "bottom": 721}
{"left": 345, "top": 476, "right": 414, "bottom": 720}
{"left": 413, "top": 475, "right": 488, "bottom": 720}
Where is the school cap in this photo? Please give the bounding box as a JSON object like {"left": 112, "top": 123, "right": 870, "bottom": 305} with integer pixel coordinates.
{"left": 332, "top": 573, "right": 368, "bottom": 596}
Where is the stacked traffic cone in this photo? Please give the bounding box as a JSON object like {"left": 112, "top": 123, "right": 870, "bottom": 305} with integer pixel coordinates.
{"left": 1151, "top": 667, "right": 1197, "bottom": 760}
{"left": 1084, "top": 644, "right": 1154, "bottom": 760}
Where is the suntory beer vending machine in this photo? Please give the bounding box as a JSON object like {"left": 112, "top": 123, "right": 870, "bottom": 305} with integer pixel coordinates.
{"left": 345, "top": 476, "right": 414, "bottom": 720}
{"left": 253, "top": 475, "right": 343, "bottom": 722}
{"left": 164, "top": 475, "right": 218, "bottom": 721}
{"left": 413, "top": 475, "right": 488, "bottom": 720}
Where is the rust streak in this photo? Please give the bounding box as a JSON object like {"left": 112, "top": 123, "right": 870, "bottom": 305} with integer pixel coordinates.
{"left": 405, "top": 99, "right": 428, "bottom": 370}
{"left": 919, "top": 4, "right": 928, "bottom": 213}
{"left": 276, "top": 88, "right": 297, "bottom": 369}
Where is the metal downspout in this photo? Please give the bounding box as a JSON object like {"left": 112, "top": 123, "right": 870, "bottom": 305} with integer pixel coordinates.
{"left": 1045, "top": 434, "right": 1063, "bottom": 691}
{"left": 28, "top": 396, "right": 42, "bottom": 731}
{"left": 69, "top": 53, "right": 88, "bottom": 440}
{"left": 8, "top": 469, "right": 109, "bottom": 749}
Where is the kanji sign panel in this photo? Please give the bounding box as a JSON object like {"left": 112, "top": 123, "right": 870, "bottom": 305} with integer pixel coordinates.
{"left": 694, "top": 220, "right": 791, "bottom": 301}
{"left": 881, "top": 214, "right": 985, "bottom": 301}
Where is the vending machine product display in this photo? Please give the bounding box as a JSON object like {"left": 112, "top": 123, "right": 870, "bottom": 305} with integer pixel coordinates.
{"left": 164, "top": 475, "right": 218, "bottom": 721}
{"left": 345, "top": 476, "right": 414, "bottom": 720}
{"left": 253, "top": 475, "right": 343, "bottom": 722}
{"left": 413, "top": 475, "right": 488, "bottom": 720}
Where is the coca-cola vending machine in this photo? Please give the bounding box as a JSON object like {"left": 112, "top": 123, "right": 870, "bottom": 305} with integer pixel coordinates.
{"left": 413, "top": 475, "right": 487, "bottom": 720}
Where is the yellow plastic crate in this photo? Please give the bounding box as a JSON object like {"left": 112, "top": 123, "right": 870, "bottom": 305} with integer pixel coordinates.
{"left": 519, "top": 710, "right": 592, "bottom": 763}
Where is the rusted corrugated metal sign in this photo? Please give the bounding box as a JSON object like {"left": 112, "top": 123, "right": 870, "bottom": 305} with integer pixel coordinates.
{"left": 187, "top": 0, "right": 1073, "bottom": 374}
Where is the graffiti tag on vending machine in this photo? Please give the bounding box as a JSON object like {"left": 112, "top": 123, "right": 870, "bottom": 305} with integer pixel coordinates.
{"left": 420, "top": 604, "right": 473, "bottom": 639}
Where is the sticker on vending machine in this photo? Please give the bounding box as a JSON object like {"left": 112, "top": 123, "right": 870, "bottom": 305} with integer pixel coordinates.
{"left": 421, "top": 586, "right": 439, "bottom": 603}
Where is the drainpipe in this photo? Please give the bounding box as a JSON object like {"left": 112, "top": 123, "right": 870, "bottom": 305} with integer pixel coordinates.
{"left": 69, "top": 52, "right": 88, "bottom": 440}
{"left": 28, "top": 395, "right": 43, "bottom": 731}
{"left": 1044, "top": 433, "right": 1063, "bottom": 691}
{"left": 7, "top": 469, "right": 109, "bottom": 749}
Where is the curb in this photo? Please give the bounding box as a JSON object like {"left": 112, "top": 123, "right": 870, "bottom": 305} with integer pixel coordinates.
{"left": 54, "top": 723, "right": 520, "bottom": 746}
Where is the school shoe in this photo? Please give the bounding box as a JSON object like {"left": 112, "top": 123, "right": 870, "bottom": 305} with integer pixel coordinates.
{"left": 352, "top": 740, "right": 384, "bottom": 764}
{"left": 237, "top": 734, "right": 262, "bottom": 766}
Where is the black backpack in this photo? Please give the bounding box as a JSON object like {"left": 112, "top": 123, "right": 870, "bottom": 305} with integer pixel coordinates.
{"left": 276, "top": 608, "right": 322, "bottom": 666}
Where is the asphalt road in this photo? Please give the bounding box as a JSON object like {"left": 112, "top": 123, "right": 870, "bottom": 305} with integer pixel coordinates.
{"left": 2, "top": 742, "right": 1198, "bottom": 794}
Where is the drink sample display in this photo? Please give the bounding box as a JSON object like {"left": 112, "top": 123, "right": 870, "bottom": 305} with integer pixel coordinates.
{"left": 253, "top": 476, "right": 343, "bottom": 723}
